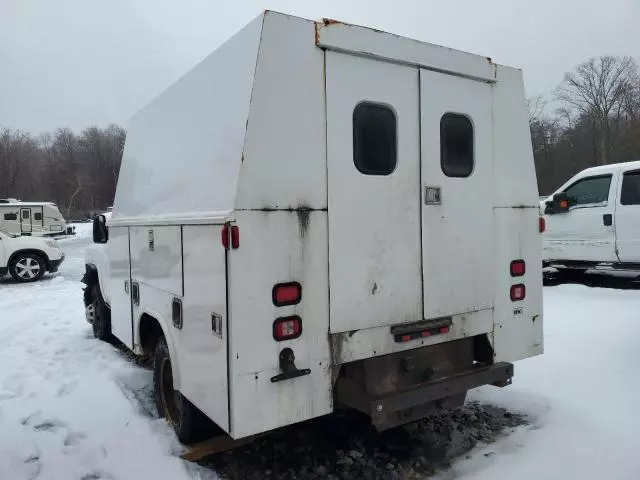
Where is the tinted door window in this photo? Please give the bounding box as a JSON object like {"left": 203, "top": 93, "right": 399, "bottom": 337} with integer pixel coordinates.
{"left": 620, "top": 171, "right": 640, "bottom": 206}
{"left": 441, "top": 113, "right": 474, "bottom": 177}
{"left": 564, "top": 175, "right": 612, "bottom": 207}
{"left": 353, "top": 102, "right": 397, "bottom": 175}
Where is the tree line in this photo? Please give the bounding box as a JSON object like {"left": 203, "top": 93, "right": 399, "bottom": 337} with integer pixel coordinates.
{"left": 1, "top": 55, "right": 638, "bottom": 218}
{"left": 0, "top": 125, "right": 125, "bottom": 220}
{"left": 531, "top": 55, "right": 640, "bottom": 194}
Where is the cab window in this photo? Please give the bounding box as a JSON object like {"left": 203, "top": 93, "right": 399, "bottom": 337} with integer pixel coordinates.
{"left": 564, "top": 175, "right": 612, "bottom": 207}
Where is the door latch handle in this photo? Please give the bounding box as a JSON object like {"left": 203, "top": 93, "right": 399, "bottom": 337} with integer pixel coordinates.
{"left": 131, "top": 282, "right": 140, "bottom": 306}
{"left": 603, "top": 214, "right": 613, "bottom": 226}
{"left": 124, "top": 280, "right": 129, "bottom": 294}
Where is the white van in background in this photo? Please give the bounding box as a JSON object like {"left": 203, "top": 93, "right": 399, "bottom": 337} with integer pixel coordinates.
{"left": 542, "top": 160, "right": 640, "bottom": 272}
{"left": 83, "top": 11, "right": 543, "bottom": 449}
{"left": 0, "top": 200, "right": 75, "bottom": 237}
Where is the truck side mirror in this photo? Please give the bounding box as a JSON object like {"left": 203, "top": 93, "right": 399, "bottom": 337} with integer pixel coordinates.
{"left": 93, "top": 215, "right": 109, "bottom": 244}
{"left": 552, "top": 192, "right": 570, "bottom": 214}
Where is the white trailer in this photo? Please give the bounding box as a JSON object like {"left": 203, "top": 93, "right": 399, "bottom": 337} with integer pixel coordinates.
{"left": 83, "top": 11, "right": 543, "bottom": 446}
{"left": 0, "top": 201, "right": 74, "bottom": 237}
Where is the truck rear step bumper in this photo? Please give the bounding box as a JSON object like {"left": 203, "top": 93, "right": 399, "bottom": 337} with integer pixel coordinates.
{"left": 336, "top": 361, "right": 514, "bottom": 430}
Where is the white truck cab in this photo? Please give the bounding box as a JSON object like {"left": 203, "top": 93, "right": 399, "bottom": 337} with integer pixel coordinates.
{"left": 0, "top": 228, "right": 65, "bottom": 282}
{"left": 542, "top": 160, "right": 640, "bottom": 272}
{"left": 82, "top": 11, "right": 543, "bottom": 447}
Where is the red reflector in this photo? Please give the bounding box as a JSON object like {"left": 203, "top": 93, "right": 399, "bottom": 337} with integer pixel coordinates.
{"left": 221, "top": 225, "right": 240, "bottom": 250}
{"left": 400, "top": 334, "right": 411, "bottom": 342}
{"left": 421, "top": 331, "right": 431, "bottom": 338}
{"left": 272, "top": 282, "right": 302, "bottom": 307}
{"left": 510, "top": 284, "right": 526, "bottom": 301}
{"left": 273, "top": 316, "right": 302, "bottom": 341}
{"left": 230, "top": 225, "right": 239, "bottom": 249}
{"left": 539, "top": 217, "right": 546, "bottom": 233}
{"left": 510, "top": 260, "right": 526, "bottom": 277}
{"left": 439, "top": 326, "right": 450, "bottom": 334}
{"left": 221, "top": 225, "right": 229, "bottom": 249}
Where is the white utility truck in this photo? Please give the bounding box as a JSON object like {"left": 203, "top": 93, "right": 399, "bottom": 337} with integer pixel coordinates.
{"left": 542, "top": 160, "right": 640, "bottom": 273}
{"left": 0, "top": 200, "right": 74, "bottom": 237}
{"left": 83, "top": 11, "right": 543, "bottom": 446}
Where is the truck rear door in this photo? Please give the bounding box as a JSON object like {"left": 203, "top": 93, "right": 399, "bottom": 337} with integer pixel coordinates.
{"left": 420, "top": 70, "right": 494, "bottom": 318}
{"left": 326, "top": 52, "right": 422, "bottom": 334}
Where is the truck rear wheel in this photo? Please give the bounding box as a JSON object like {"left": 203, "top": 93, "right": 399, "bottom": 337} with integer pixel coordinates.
{"left": 153, "top": 335, "right": 216, "bottom": 444}
{"left": 90, "top": 284, "right": 112, "bottom": 342}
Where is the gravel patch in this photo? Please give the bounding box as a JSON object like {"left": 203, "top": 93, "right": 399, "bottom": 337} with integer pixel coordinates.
{"left": 203, "top": 402, "right": 526, "bottom": 479}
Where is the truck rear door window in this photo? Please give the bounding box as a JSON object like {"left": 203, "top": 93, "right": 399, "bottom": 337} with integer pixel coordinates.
{"left": 620, "top": 171, "right": 640, "bottom": 205}
{"left": 441, "top": 113, "right": 474, "bottom": 177}
{"left": 564, "top": 175, "right": 612, "bottom": 207}
{"left": 353, "top": 102, "right": 397, "bottom": 175}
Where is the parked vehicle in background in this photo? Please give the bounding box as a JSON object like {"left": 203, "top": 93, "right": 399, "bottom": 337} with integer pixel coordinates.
{"left": 82, "top": 11, "right": 543, "bottom": 448}
{"left": 0, "top": 200, "right": 75, "bottom": 237}
{"left": 0, "top": 228, "right": 65, "bottom": 282}
{"left": 542, "top": 160, "right": 640, "bottom": 274}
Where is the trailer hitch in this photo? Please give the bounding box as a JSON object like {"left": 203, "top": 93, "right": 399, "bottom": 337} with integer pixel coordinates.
{"left": 270, "top": 348, "right": 311, "bottom": 383}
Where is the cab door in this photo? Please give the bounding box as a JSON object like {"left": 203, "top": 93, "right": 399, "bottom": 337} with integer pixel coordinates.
{"left": 544, "top": 173, "right": 618, "bottom": 262}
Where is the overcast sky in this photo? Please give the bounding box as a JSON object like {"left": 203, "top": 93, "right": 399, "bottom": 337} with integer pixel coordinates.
{"left": 1, "top": 0, "right": 637, "bottom": 133}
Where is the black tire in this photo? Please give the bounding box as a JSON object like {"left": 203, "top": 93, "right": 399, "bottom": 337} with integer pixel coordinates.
{"left": 153, "top": 335, "right": 216, "bottom": 444}
{"left": 556, "top": 267, "right": 587, "bottom": 282}
{"left": 90, "top": 284, "right": 112, "bottom": 341}
{"left": 9, "top": 252, "right": 46, "bottom": 283}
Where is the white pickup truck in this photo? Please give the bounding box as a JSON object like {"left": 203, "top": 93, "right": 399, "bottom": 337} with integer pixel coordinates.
{"left": 541, "top": 160, "right": 640, "bottom": 273}
{"left": 0, "top": 228, "right": 65, "bottom": 282}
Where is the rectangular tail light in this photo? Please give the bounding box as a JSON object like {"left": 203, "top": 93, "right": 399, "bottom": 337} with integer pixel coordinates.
{"left": 539, "top": 216, "right": 546, "bottom": 233}
{"left": 273, "top": 316, "right": 302, "bottom": 341}
{"left": 272, "top": 282, "right": 302, "bottom": 307}
{"left": 510, "top": 284, "right": 526, "bottom": 301}
{"left": 510, "top": 260, "right": 525, "bottom": 277}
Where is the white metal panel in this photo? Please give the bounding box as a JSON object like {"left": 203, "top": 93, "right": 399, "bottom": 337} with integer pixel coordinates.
{"left": 331, "top": 309, "right": 493, "bottom": 365}
{"left": 492, "top": 208, "right": 543, "bottom": 363}
{"left": 131, "top": 283, "right": 183, "bottom": 389}
{"left": 316, "top": 20, "right": 495, "bottom": 82}
{"left": 235, "top": 13, "right": 326, "bottom": 210}
{"left": 130, "top": 226, "right": 183, "bottom": 297}
{"left": 492, "top": 66, "right": 540, "bottom": 208}
{"left": 107, "top": 226, "right": 133, "bottom": 348}
{"left": 228, "top": 211, "right": 331, "bottom": 439}
{"left": 111, "top": 13, "right": 264, "bottom": 224}
{"left": 326, "top": 52, "right": 422, "bottom": 334}
{"left": 543, "top": 171, "right": 619, "bottom": 263}
{"left": 420, "top": 69, "right": 494, "bottom": 318}
{"left": 176, "top": 225, "right": 229, "bottom": 431}
{"left": 614, "top": 166, "right": 640, "bottom": 262}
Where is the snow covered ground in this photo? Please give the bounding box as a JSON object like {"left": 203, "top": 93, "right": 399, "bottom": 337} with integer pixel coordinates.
{"left": 1, "top": 228, "right": 639, "bottom": 479}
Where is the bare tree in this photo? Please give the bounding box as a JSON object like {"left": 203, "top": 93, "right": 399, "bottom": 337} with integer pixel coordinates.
{"left": 554, "top": 56, "right": 640, "bottom": 165}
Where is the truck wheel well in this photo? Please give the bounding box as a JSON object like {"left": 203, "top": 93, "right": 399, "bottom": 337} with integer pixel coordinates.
{"left": 82, "top": 266, "right": 99, "bottom": 306}
{"left": 139, "top": 314, "right": 164, "bottom": 357}
{"left": 9, "top": 249, "right": 50, "bottom": 270}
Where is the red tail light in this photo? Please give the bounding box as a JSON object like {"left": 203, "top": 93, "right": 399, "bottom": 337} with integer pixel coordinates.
{"left": 539, "top": 217, "right": 546, "bottom": 233}
{"left": 221, "top": 225, "right": 239, "bottom": 250}
{"left": 273, "top": 316, "right": 302, "bottom": 341}
{"left": 272, "top": 282, "right": 302, "bottom": 307}
{"left": 510, "top": 260, "right": 525, "bottom": 277}
{"left": 510, "top": 284, "right": 526, "bottom": 301}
